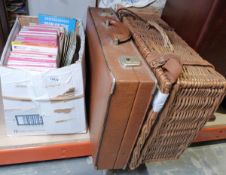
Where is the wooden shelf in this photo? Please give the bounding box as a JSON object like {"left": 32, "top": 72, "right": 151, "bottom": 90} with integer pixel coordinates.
{"left": 194, "top": 112, "right": 226, "bottom": 143}
{"left": 0, "top": 140, "right": 91, "bottom": 165}
{"left": 0, "top": 119, "right": 89, "bottom": 149}
{"left": 0, "top": 116, "right": 91, "bottom": 165}
{"left": 0, "top": 111, "right": 225, "bottom": 165}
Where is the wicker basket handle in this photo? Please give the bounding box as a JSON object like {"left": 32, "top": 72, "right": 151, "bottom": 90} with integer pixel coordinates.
{"left": 117, "top": 8, "right": 174, "bottom": 50}
{"left": 147, "top": 20, "right": 174, "bottom": 51}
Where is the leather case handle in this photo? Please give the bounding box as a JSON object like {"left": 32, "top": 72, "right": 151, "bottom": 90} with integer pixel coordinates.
{"left": 104, "top": 17, "right": 131, "bottom": 45}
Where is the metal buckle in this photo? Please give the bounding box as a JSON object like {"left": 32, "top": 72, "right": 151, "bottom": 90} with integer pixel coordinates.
{"left": 119, "top": 56, "right": 141, "bottom": 68}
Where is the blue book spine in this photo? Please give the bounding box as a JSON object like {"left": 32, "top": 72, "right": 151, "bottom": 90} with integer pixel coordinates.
{"left": 38, "top": 14, "right": 76, "bottom": 32}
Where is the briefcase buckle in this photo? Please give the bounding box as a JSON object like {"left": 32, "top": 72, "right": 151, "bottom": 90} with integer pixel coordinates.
{"left": 119, "top": 56, "right": 141, "bottom": 67}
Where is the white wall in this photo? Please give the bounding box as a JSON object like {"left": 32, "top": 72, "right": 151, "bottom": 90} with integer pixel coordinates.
{"left": 28, "top": 0, "right": 96, "bottom": 25}
{"left": 98, "top": 0, "right": 166, "bottom": 10}
{"left": 152, "top": 0, "right": 167, "bottom": 9}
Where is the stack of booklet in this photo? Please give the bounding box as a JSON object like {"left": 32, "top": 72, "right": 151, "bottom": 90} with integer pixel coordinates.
{"left": 6, "top": 14, "right": 78, "bottom": 72}
{"left": 7, "top": 24, "right": 63, "bottom": 72}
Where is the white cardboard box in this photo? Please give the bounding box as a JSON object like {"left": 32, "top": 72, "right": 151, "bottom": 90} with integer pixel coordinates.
{"left": 0, "top": 16, "right": 87, "bottom": 135}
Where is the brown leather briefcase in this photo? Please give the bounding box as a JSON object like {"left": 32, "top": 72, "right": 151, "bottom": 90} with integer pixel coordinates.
{"left": 86, "top": 8, "right": 156, "bottom": 169}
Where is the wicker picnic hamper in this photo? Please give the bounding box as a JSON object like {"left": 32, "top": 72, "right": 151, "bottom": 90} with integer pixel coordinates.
{"left": 117, "top": 8, "right": 226, "bottom": 169}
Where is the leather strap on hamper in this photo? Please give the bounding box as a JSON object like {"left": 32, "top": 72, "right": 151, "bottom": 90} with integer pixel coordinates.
{"left": 148, "top": 54, "right": 182, "bottom": 84}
